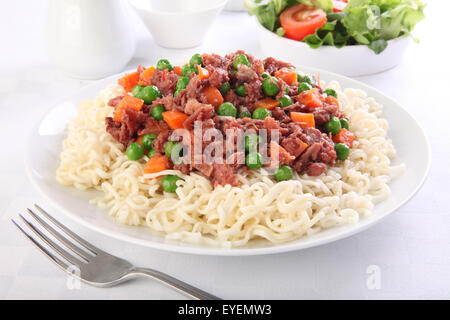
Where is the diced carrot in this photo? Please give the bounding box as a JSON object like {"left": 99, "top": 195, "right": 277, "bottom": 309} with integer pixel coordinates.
{"left": 118, "top": 72, "right": 140, "bottom": 92}
{"left": 201, "top": 86, "right": 224, "bottom": 108}
{"left": 173, "top": 66, "right": 182, "bottom": 76}
{"left": 298, "top": 140, "right": 308, "bottom": 155}
{"left": 140, "top": 66, "right": 156, "bottom": 84}
{"left": 274, "top": 67, "right": 298, "bottom": 86}
{"left": 255, "top": 98, "right": 280, "bottom": 110}
{"left": 325, "top": 95, "right": 339, "bottom": 106}
{"left": 197, "top": 65, "right": 210, "bottom": 80}
{"left": 283, "top": 139, "right": 309, "bottom": 157}
{"left": 269, "top": 141, "right": 295, "bottom": 161}
{"left": 333, "top": 128, "right": 356, "bottom": 148}
{"left": 143, "top": 155, "right": 170, "bottom": 174}
{"left": 114, "top": 95, "right": 144, "bottom": 122}
{"left": 297, "top": 89, "right": 324, "bottom": 110}
{"left": 256, "top": 63, "right": 264, "bottom": 75}
{"left": 290, "top": 112, "right": 316, "bottom": 128}
{"left": 162, "top": 110, "right": 189, "bottom": 130}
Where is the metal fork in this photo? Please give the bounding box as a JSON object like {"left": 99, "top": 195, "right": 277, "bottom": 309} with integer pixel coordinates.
{"left": 11, "top": 204, "right": 221, "bottom": 300}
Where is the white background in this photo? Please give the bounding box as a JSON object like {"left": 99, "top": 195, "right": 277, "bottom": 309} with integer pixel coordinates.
{"left": 0, "top": 0, "right": 449, "bottom": 299}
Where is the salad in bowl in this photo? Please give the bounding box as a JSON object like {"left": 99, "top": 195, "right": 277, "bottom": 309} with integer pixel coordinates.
{"left": 246, "top": 0, "right": 425, "bottom": 76}
{"left": 246, "top": 0, "right": 424, "bottom": 54}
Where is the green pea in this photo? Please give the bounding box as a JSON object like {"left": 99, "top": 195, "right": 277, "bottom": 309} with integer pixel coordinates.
{"left": 335, "top": 143, "right": 350, "bottom": 160}
{"left": 126, "top": 142, "right": 145, "bottom": 161}
{"left": 176, "top": 76, "right": 190, "bottom": 91}
{"left": 219, "top": 82, "right": 231, "bottom": 95}
{"left": 164, "top": 141, "right": 178, "bottom": 158}
{"left": 170, "top": 143, "right": 184, "bottom": 164}
{"left": 233, "top": 54, "right": 251, "bottom": 69}
{"left": 142, "top": 133, "right": 157, "bottom": 150}
{"left": 147, "top": 148, "right": 156, "bottom": 158}
{"left": 252, "top": 107, "right": 271, "bottom": 120}
{"left": 189, "top": 53, "right": 202, "bottom": 67}
{"left": 285, "top": 87, "right": 290, "bottom": 94}
{"left": 274, "top": 165, "right": 293, "bottom": 181}
{"left": 262, "top": 77, "right": 279, "bottom": 96}
{"left": 278, "top": 95, "right": 292, "bottom": 107}
{"left": 132, "top": 85, "right": 145, "bottom": 97}
{"left": 244, "top": 134, "right": 259, "bottom": 152}
{"left": 181, "top": 64, "right": 196, "bottom": 76}
{"left": 156, "top": 59, "right": 172, "bottom": 71}
{"left": 235, "top": 84, "right": 247, "bottom": 97}
{"left": 325, "top": 116, "right": 342, "bottom": 135}
{"left": 162, "top": 175, "right": 182, "bottom": 193}
{"left": 261, "top": 72, "right": 270, "bottom": 79}
{"left": 324, "top": 88, "right": 337, "bottom": 98}
{"left": 217, "top": 102, "right": 237, "bottom": 117}
{"left": 298, "top": 82, "right": 312, "bottom": 94}
{"left": 133, "top": 88, "right": 144, "bottom": 100}
{"left": 151, "top": 105, "right": 165, "bottom": 120}
{"left": 340, "top": 118, "right": 349, "bottom": 130}
{"left": 246, "top": 152, "right": 263, "bottom": 169}
{"left": 240, "top": 110, "right": 252, "bottom": 118}
{"left": 139, "top": 85, "right": 161, "bottom": 104}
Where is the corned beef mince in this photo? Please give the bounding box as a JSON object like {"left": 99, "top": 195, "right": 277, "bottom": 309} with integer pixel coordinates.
{"left": 106, "top": 51, "right": 352, "bottom": 187}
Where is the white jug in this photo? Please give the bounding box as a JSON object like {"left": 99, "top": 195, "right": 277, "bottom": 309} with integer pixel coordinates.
{"left": 46, "top": 0, "right": 136, "bottom": 79}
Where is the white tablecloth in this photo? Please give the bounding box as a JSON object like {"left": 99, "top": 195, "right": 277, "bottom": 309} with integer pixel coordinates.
{"left": 1, "top": 0, "right": 449, "bottom": 299}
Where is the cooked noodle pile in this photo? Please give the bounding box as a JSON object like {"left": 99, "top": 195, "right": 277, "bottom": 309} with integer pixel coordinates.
{"left": 56, "top": 81, "right": 403, "bottom": 247}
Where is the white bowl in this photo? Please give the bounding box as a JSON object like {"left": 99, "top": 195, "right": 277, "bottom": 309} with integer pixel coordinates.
{"left": 255, "top": 19, "right": 411, "bottom": 77}
{"left": 224, "top": 0, "right": 245, "bottom": 11}
{"left": 129, "top": 0, "right": 227, "bottom": 49}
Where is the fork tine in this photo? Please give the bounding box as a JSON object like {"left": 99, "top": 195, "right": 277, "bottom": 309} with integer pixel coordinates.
{"left": 26, "top": 208, "right": 93, "bottom": 261}
{"left": 34, "top": 204, "right": 99, "bottom": 255}
{"left": 19, "top": 213, "right": 86, "bottom": 266}
{"left": 11, "top": 219, "right": 71, "bottom": 272}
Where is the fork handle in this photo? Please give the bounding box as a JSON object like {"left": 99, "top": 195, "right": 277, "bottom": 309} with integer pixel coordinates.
{"left": 130, "top": 267, "right": 221, "bottom": 300}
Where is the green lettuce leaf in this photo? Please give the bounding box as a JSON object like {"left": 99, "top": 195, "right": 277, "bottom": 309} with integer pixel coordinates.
{"left": 341, "top": 0, "right": 424, "bottom": 53}
{"left": 379, "top": 1, "right": 425, "bottom": 39}
{"left": 245, "top": 0, "right": 278, "bottom": 31}
{"left": 368, "top": 38, "right": 388, "bottom": 53}
{"left": 295, "top": 0, "right": 334, "bottom": 12}
{"left": 304, "top": 14, "right": 352, "bottom": 48}
{"left": 342, "top": 4, "right": 381, "bottom": 45}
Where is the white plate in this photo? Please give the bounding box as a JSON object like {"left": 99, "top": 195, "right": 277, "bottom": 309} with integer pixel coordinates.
{"left": 255, "top": 19, "right": 411, "bottom": 77}
{"left": 25, "top": 67, "right": 430, "bottom": 256}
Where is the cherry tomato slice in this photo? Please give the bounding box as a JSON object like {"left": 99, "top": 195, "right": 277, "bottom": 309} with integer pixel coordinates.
{"left": 280, "top": 4, "right": 327, "bottom": 41}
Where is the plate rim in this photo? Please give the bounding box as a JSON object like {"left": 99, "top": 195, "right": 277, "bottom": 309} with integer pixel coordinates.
{"left": 24, "top": 66, "right": 432, "bottom": 256}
